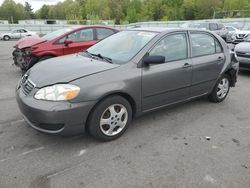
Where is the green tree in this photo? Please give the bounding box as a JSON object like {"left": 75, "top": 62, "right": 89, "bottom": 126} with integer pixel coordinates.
{"left": 37, "top": 5, "right": 50, "bottom": 19}
{"left": 0, "top": 0, "right": 25, "bottom": 23}
{"left": 24, "top": 1, "right": 35, "bottom": 19}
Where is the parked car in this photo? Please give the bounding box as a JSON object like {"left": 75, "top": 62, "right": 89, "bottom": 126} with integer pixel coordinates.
{"left": 16, "top": 28, "right": 238, "bottom": 141}
{"left": 12, "top": 26, "right": 119, "bottom": 71}
{"left": 231, "top": 25, "right": 250, "bottom": 44}
{"left": 235, "top": 35, "right": 250, "bottom": 70}
{"left": 0, "top": 29, "right": 37, "bottom": 41}
{"left": 225, "top": 26, "right": 240, "bottom": 43}
{"left": 184, "top": 22, "right": 229, "bottom": 41}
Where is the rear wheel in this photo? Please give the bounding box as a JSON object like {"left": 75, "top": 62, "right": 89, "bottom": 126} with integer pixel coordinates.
{"left": 208, "top": 74, "right": 230, "bottom": 103}
{"left": 3, "top": 35, "right": 10, "bottom": 41}
{"left": 88, "top": 95, "right": 132, "bottom": 141}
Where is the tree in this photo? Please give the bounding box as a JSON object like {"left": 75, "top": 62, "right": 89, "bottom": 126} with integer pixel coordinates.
{"left": 24, "top": 1, "right": 35, "bottom": 19}
{"left": 0, "top": 0, "right": 25, "bottom": 23}
{"left": 37, "top": 5, "right": 50, "bottom": 19}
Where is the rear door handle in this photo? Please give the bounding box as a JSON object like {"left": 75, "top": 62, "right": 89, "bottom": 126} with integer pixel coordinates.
{"left": 182, "top": 63, "right": 192, "bottom": 68}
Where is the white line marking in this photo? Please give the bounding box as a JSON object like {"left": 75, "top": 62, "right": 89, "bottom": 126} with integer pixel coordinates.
{"left": 0, "top": 147, "right": 44, "bottom": 164}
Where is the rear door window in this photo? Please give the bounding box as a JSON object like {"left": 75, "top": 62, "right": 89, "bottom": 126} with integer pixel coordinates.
{"left": 96, "top": 28, "right": 115, "bottom": 40}
{"left": 190, "top": 33, "right": 216, "bottom": 57}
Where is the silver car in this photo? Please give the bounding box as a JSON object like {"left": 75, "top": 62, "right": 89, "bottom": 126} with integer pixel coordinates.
{"left": 0, "top": 28, "right": 37, "bottom": 41}
{"left": 16, "top": 28, "right": 239, "bottom": 141}
{"left": 186, "top": 22, "right": 229, "bottom": 41}
{"left": 235, "top": 35, "right": 250, "bottom": 70}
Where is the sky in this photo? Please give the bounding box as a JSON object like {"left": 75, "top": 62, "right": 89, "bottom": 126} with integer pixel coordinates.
{"left": 0, "top": 0, "right": 63, "bottom": 11}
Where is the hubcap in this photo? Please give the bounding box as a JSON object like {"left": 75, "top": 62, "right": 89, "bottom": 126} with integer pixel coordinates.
{"left": 100, "top": 104, "right": 128, "bottom": 136}
{"left": 217, "top": 78, "right": 229, "bottom": 99}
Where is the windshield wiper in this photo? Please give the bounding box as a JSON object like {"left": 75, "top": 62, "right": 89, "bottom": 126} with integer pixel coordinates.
{"left": 85, "top": 50, "right": 113, "bottom": 64}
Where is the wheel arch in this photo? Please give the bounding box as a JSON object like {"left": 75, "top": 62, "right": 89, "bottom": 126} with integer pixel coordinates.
{"left": 224, "top": 68, "right": 237, "bottom": 87}
{"left": 85, "top": 92, "right": 137, "bottom": 131}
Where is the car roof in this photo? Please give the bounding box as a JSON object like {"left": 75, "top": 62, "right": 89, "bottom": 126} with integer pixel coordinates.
{"left": 129, "top": 27, "right": 211, "bottom": 34}
{"left": 69, "top": 25, "right": 119, "bottom": 31}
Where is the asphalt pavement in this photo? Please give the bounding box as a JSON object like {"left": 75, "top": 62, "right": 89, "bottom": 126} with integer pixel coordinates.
{"left": 0, "top": 40, "right": 250, "bottom": 188}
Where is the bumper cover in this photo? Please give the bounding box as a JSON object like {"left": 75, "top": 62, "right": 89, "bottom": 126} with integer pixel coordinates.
{"left": 16, "top": 87, "right": 96, "bottom": 136}
{"left": 12, "top": 48, "right": 38, "bottom": 70}
{"left": 236, "top": 56, "right": 250, "bottom": 70}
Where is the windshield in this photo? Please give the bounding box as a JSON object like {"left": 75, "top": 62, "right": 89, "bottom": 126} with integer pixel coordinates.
{"left": 87, "top": 30, "right": 157, "bottom": 64}
{"left": 42, "top": 28, "right": 73, "bottom": 40}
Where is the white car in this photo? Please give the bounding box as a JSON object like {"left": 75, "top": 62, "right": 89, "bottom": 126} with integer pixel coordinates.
{"left": 231, "top": 26, "right": 250, "bottom": 44}
{"left": 0, "top": 29, "right": 37, "bottom": 41}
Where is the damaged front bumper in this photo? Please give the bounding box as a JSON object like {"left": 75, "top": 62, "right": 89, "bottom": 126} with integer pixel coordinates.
{"left": 12, "top": 48, "right": 37, "bottom": 70}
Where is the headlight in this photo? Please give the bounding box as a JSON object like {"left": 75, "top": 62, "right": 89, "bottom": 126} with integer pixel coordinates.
{"left": 34, "top": 84, "right": 80, "bottom": 101}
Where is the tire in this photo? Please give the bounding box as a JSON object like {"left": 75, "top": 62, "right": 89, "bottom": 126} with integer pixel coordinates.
{"left": 3, "top": 35, "right": 10, "bottom": 41}
{"left": 208, "top": 74, "right": 230, "bottom": 103}
{"left": 27, "top": 55, "right": 53, "bottom": 70}
{"left": 88, "top": 95, "right": 132, "bottom": 141}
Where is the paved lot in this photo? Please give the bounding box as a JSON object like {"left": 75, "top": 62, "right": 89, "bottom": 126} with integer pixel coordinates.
{"left": 0, "top": 41, "right": 250, "bottom": 188}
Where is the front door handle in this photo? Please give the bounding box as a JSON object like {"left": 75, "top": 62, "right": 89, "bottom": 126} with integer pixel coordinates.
{"left": 217, "top": 56, "right": 224, "bottom": 61}
{"left": 182, "top": 63, "right": 192, "bottom": 68}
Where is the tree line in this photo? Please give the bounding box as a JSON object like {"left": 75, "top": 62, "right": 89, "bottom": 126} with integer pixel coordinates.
{"left": 0, "top": 0, "right": 250, "bottom": 24}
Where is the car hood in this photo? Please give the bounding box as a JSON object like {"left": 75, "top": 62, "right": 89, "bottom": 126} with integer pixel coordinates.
{"left": 28, "top": 54, "right": 119, "bottom": 88}
{"left": 235, "top": 42, "right": 250, "bottom": 53}
{"left": 236, "top": 30, "right": 250, "bottom": 35}
{"left": 15, "top": 35, "right": 46, "bottom": 49}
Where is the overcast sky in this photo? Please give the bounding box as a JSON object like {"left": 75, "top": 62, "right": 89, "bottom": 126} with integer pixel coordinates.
{"left": 0, "top": 0, "right": 63, "bottom": 11}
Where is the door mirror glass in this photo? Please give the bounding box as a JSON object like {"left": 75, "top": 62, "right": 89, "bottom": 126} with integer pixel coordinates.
{"left": 143, "top": 55, "right": 165, "bottom": 65}
{"left": 64, "top": 39, "right": 73, "bottom": 46}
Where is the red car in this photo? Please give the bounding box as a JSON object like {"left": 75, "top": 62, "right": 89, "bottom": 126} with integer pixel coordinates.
{"left": 13, "top": 26, "right": 119, "bottom": 71}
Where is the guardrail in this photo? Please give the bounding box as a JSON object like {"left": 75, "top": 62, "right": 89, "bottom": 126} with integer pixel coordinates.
{"left": 0, "top": 18, "right": 250, "bottom": 35}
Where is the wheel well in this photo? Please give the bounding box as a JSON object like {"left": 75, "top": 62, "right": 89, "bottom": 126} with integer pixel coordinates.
{"left": 85, "top": 92, "right": 137, "bottom": 131}
{"left": 39, "top": 54, "right": 55, "bottom": 60}
{"left": 224, "top": 68, "right": 237, "bottom": 87}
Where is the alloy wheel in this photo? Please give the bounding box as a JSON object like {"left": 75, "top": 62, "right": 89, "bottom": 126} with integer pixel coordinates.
{"left": 217, "top": 78, "right": 229, "bottom": 99}
{"left": 100, "top": 104, "right": 128, "bottom": 136}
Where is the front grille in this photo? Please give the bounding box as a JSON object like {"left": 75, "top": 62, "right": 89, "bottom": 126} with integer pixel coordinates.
{"left": 237, "top": 34, "right": 248, "bottom": 39}
{"left": 21, "top": 74, "right": 35, "bottom": 95}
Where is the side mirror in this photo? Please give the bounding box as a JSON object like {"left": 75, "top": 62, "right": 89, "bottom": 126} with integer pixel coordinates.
{"left": 64, "top": 39, "right": 73, "bottom": 46}
{"left": 143, "top": 55, "right": 165, "bottom": 66}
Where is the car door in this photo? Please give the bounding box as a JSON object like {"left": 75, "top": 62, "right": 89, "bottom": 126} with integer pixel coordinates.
{"left": 189, "top": 32, "right": 225, "bottom": 96}
{"left": 63, "top": 28, "right": 96, "bottom": 55}
{"left": 20, "top": 29, "right": 28, "bottom": 37}
{"left": 142, "top": 32, "right": 192, "bottom": 111}
{"left": 11, "top": 30, "right": 21, "bottom": 39}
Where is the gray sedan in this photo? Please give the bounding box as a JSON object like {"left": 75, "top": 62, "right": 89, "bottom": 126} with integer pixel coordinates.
{"left": 16, "top": 28, "right": 239, "bottom": 141}
{"left": 235, "top": 36, "right": 250, "bottom": 70}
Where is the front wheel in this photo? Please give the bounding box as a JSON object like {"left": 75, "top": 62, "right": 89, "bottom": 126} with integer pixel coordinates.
{"left": 208, "top": 74, "right": 230, "bottom": 103}
{"left": 3, "top": 35, "right": 10, "bottom": 41}
{"left": 88, "top": 95, "right": 132, "bottom": 141}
